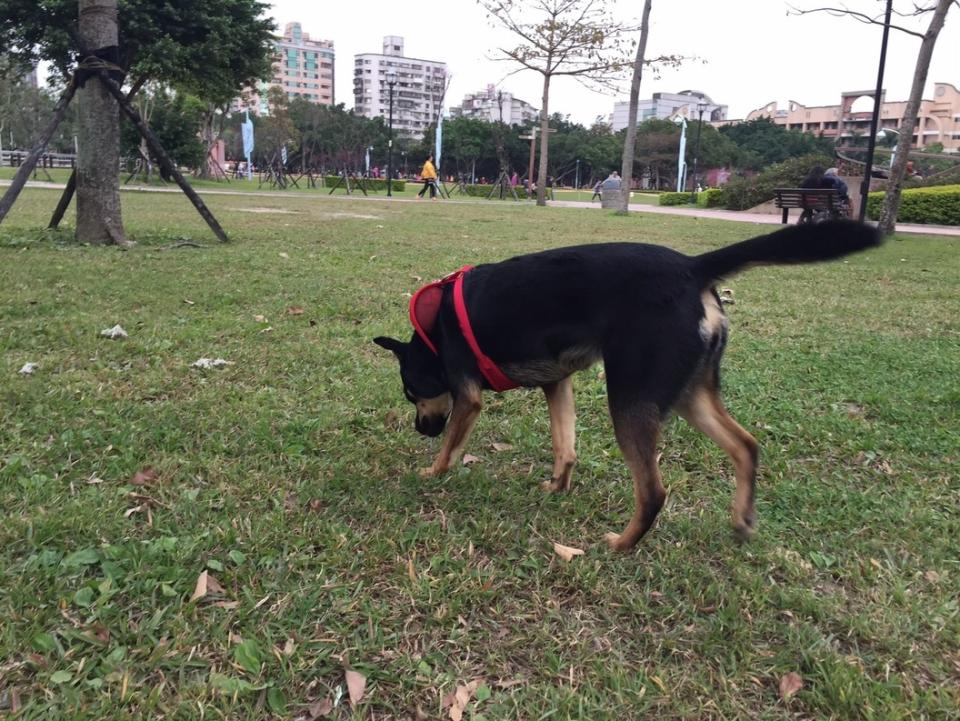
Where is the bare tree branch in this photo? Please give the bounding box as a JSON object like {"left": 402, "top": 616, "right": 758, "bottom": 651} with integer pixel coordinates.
{"left": 787, "top": 4, "right": 927, "bottom": 37}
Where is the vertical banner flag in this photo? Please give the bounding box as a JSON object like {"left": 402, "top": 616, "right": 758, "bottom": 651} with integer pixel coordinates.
{"left": 675, "top": 116, "right": 687, "bottom": 193}
{"left": 241, "top": 110, "right": 254, "bottom": 181}
{"left": 281, "top": 145, "right": 287, "bottom": 166}
{"left": 365, "top": 147, "right": 370, "bottom": 175}
{"left": 435, "top": 112, "right": 443, "bottom": 176}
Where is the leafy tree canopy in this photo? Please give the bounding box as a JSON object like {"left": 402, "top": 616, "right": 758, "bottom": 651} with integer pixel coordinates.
{"left": 719, "top": 117, "right": 834, "bottom": 169}
{"left": 0, "top": 0, "right": 275, "bottom": 103}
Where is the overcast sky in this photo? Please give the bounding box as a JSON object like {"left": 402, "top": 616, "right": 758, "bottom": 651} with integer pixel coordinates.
{"left": 269, "top": 0, "right": 959, "bottom": 124}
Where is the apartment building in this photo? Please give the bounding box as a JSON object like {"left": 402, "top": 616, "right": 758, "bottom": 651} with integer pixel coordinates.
{"left": 609, "top": 90, "right": 728, "bottom": 131}
{"left": 449, "top": 85, "right": 539, "bottom": 125}
{"left": 743, "top": 82, "right": 960, "bottom": 151}
{"left": 234, "top": 22, "right": 335, "bottom": 115}
{"left": 353, "top": 37, "right": 447, "bottom": 138}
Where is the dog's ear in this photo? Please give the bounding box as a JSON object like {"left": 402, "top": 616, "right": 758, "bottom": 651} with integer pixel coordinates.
{"left": 373, "top": 336, "right": 407, "bottom": 358}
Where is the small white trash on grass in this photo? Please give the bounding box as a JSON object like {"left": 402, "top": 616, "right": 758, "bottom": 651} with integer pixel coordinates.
{"left": 192, "top": 358, "right": 232, "bottom": 369}
{"left": 100, "top": 325, "right": 128, "bottom": 340}
{"left": 19, "top": 362, "right": 39, "bottom": 375}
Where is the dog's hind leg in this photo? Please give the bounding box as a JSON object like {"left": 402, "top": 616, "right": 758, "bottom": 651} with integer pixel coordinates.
{"left": 421, "top": 382, "right": 483, "bottom": 477}
{"left": 603, "top": 400, "right": 667, "bottom": 552}
{"left": 541, "top": 376, "right": 577, "bottom": 492}
{"left": 677, "top": 381, "right": 759, "bottom": 540}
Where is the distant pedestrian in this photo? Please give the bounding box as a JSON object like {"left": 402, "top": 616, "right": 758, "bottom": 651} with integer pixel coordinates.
{"left": 417, "top": 155, "right": 438, "bottom": 200}
{"left": 591, "top": 180, "right": 602, "bottom": 201}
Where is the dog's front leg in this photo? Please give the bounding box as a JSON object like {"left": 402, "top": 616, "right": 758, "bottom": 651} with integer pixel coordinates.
{"left": 420, "top": 382, "right": 483, "bottom": 477}
{"left": 541, "top": 376, "right": 577, "bottom": 492}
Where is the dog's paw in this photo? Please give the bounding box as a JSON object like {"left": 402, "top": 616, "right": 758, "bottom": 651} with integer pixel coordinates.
{"left": 540, "top": 478, "right": 567, "bottom": 493}
{"left": 732, "top": 508, "right": 756, "bottom": 543}
{"left": 732, "top": 519, "right": 756, "bottom": 544}
{"left": 603, "top": 531, "right": 633, "bottom": 553}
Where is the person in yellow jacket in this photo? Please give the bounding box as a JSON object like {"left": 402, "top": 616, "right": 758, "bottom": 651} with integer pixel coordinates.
{"left": 417, "top": 155, "right": 438, "bottom": 200}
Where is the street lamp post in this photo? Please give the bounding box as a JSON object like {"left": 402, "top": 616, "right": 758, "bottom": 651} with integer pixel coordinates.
{"left": 690, "top": 102, "right": 707, "bottom": 202}
{"left": 859, "top": 0, "right": 893, "bottom": 222}
{"left": 385, "top": 70, "right": 397, "bottom": 197}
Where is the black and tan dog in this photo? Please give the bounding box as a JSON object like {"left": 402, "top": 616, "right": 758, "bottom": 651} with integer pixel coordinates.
{"left": 375, "top": 220, "right": 880, "bottom": 551}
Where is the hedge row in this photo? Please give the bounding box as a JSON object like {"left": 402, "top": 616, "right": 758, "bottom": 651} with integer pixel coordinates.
{"left": 696, "top": 188, "right": 726, "bottom": 208}
{"left": 866, "top": 184, "right": 960, "bottom": 225}
{"left": 323, "top": 176, "right": 405, "bottom": 192}
{"left": 659, "top": 192, "right": 697, "bottom": 206}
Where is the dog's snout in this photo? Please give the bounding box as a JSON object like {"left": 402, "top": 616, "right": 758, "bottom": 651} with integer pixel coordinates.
{"left": 415, "top": 414, "right": 447, "bottom": 437}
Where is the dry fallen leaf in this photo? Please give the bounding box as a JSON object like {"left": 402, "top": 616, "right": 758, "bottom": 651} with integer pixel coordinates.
{"left": 407, "top": 557, "right": 417, "bottom": 582}
{"left": 491, "top": 442, "right": 513, "bottom": 452}
{"left": 191, "top": 570, "right": 210, "bottom": 602}
{"left": 308, "top": 698, "right": 333, "bottom": 718}
{"left": 287, "top": 306, "right": 305, "bottom": 315}
{"left": 279, "top": 252, "right": 290, "bottom": 259}
{"left": 779, "top": 671, "right": 803, "bottom": 701}
{"left": 345, "top": 669, "right": 366, "bottom": 705}
{"left": 253, "top": 314, "right": 267, "bottom": 322}
{"left": 553, "top": 543, "right": 585, "bottom": 562}
{"left": 444, "top": 680, "right": 481, "bottom": 721}
{"left": 183, "top": 299, "right": 195, "bottom": 305}
{"left": 462, "top": 454, "right": 481, "bottom": 466}
{"left": 190, "top": 570, "right": 225, "bottom": 602}
{"left": 123, "top": 504, "right": 145, "bottom": 518}
{"left": 206, "top": 574, "right": 225, "bottom": 594}
{"left": 130, "top": 467, "right": 158, "bottom": 486}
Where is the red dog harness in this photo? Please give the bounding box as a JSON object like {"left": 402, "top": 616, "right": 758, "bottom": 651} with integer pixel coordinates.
{"left": 409, "top": 266, "right": 518, "bottom": 392}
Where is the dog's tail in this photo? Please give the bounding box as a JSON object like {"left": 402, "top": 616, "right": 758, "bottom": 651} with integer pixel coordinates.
{"left": 690, "top": 220, "right": 882, "bottom": 286}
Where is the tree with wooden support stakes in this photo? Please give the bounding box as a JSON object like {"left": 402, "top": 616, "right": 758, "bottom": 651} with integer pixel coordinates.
{"left": 481, "top": 0, "right": 679, "bottom": 207}
{"left": 0, "top": 0, "right": 275, "bottom": 243}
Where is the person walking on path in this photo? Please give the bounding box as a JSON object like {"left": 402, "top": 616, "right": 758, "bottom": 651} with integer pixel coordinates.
{"left": 417, "top": 155, "right": 438, "bottom": 200}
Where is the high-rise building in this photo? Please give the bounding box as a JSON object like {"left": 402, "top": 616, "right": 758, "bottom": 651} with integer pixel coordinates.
{"left": 450, "top": 85, "right": 539, "bottom": 125}
{"left": 353, "top": 37, "right": 447, "bottom": 138}
{"left": 609, "top": 90, "right": 728, "bottom": 131}
{"left": 234, "top": 22, "right": 334, "bottom": 115}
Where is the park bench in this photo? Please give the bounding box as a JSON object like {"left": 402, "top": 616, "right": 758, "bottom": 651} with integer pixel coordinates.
{"left": 773, "top": 187, "right": 839, "bottom": 224}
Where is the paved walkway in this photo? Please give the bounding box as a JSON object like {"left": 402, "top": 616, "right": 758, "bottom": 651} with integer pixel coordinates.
{"left": 4, "top": 179, "right": 958, "bottom": 237}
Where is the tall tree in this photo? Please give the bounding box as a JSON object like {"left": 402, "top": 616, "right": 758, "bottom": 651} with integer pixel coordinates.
{"left": 616, "top": 0, "right": 653, "bottom": 213}
{"left": 878, "top": 0, "right": 952, "bottom": 233}
{"left": 76, "top": 0, "right": 123, "bottom": 245}
{"left": 481, "top": 0, "right": 640, "bottom": 206}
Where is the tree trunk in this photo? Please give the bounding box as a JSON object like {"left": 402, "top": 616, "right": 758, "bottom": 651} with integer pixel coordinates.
{"left": 536, "top": 72, "right": 550, "bottom": 207}
{"left": 617, "top": 0, "right": 654, "bottom": 214}
{"left": 196, "top": 106, "right": 219, "bottom": 180}
{"left": 76, "top": 0, "right": 125, "bottom": 245}
{"left": 878, "top": 0, "right": 951, "bottom": 235}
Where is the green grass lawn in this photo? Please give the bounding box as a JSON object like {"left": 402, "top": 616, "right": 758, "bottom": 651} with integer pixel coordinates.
{"left": 1, "top": 188, "right": 958, "bottom": 720}
{"left": 0, "top": 167, "right": 660, "bottom": 205}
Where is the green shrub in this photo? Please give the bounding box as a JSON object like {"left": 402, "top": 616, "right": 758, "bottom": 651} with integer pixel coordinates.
{"left": 323, "top": 176, "right": 405, "bottom": 192}
{"left": 721, "top": 154, "right": 833, "bottom": 210}
{"left": 696, "top": 188, "right": 725, "bottom": 208}
{"left": 659, "top": 192, "right": 697, "bottom": 206}
{"left": 866, "top": 184, "right": 960, "bottom": 225}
